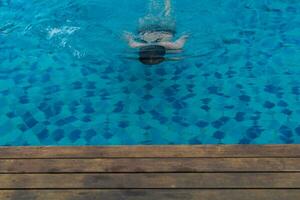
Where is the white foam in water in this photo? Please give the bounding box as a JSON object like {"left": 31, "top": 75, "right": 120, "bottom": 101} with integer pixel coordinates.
{"left": 72, "top": 49, "right": 85, "bottom": 58}
{"left": 47, "top": 26, "right": 80, "bottom": 39}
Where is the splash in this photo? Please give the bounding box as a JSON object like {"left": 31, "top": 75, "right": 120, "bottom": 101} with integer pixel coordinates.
{"left": 139, "top": 0, "right": 175, "bottom": 31}
{"left": 47, "top": 26, "right": 80, "bottom": 39}
{"left": 147, "top": 0, "right": 172, "bottom": 17}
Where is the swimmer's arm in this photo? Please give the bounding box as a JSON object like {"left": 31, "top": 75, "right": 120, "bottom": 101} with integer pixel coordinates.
{"left": 159, "top": 35, "right": 189, "bottom": 50}
{"left": 124, "top": 32, "right": 147, "bottom": 48}
{"left": 127, "top": 37, "right": 147, "bottom": 48}
{"left": 128, "top": 40, "right": 147, "bottom": 48}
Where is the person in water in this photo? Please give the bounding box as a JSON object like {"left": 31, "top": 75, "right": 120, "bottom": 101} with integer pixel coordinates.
{"left": 124, "top": 0, "right": 189, "bottom": 65}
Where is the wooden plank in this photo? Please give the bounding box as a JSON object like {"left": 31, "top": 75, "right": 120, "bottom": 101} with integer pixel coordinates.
{"left": 0, "top": 173, "right": 300, "bottom": 189}
{"left": 0, "top": 158, "right": 300, "bottom": 173}
{"left": 1, "top": 145, "right": 300, "bottom": 158}
{"left": 0, "top": 189, "right": 299, "bottom": 200}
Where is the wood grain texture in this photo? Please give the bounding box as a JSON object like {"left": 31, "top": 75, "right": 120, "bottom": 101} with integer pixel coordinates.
{"left": 1, "top": 145, "right": 300, "bottom": 158}
{"left": 1, "top": 145, "right": 299, "bottom": 200}
{"left": 1, "top": 189, "right": 300, "bottom": 200}
{"left": 0, "top": 158, "right": 299, "bottom": 173}
{"left": 0, "top": 173, "right": 300, "bottom": 189}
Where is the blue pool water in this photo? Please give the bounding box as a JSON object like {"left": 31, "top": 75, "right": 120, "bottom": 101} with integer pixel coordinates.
{"left": 1, "top": 0, "right": 300, "bottom": 145}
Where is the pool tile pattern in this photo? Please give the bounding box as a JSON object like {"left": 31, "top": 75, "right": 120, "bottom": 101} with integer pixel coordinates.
{"left": 1, "top": 0, "right": 300, "bottom": 145}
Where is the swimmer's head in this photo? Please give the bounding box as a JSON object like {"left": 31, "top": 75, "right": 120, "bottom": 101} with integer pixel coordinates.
{"left": 139, "top": 45, "right": 166, "bottom": 65}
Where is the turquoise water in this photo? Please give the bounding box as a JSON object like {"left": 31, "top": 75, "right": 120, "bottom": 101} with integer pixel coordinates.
{"left": 1, "top": 0, "right": 300, "bottom": 145}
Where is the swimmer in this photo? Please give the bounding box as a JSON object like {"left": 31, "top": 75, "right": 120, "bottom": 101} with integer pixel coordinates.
{"left": 124, "top": 0, "right": 189, "bottom": 65}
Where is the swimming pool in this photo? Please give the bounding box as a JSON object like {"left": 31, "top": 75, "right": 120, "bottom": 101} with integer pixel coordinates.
{"left": 1, "top": 0, "right": 300, "bottom": 145}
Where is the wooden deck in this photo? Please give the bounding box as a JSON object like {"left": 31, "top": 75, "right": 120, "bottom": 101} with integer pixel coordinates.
{"left": 1, "top": 145, "right": 300, "bottom": 200}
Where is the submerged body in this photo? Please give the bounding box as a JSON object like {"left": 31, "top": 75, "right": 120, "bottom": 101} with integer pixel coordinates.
{"left": 124, "top": 0, "right": 188, "bottom": 65}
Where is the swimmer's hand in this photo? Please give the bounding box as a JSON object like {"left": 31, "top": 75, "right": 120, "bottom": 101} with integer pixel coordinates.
{"left": 123, "top": 31, "right": 134, "bottom": 41}
{"left": 159, "top": 34, "right": 189, "bottom": 50}
{"left": 178, "top": 34, "right": 189, "bottom": 43}
{"left": 123, "top": 31, "right": 147, "bottom": 48}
